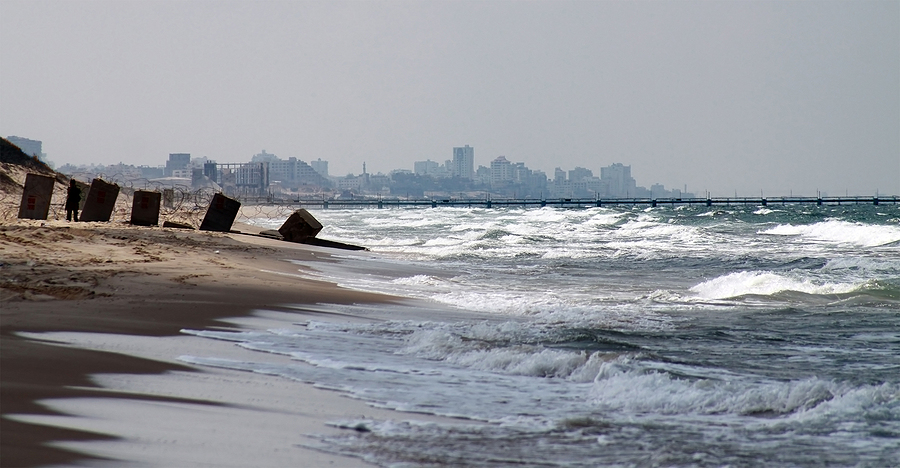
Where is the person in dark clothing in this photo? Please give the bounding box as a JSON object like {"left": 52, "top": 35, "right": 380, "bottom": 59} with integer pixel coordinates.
{"left": 66, "top": 179, "right": 81, "bottom": 221}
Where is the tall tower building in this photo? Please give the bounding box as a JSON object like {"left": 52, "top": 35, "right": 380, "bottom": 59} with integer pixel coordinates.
{"left": 600, "top": 163, "right": 637, "bottom": 198}
{"left": 310, "top": 158, "right": 328, "bottom": 176}
{"left": 166, "top": 153, "right": 191, "bottom": 176}
{"left": 452, "top": 145, "right": 474, "bottom": 180}
{"left": 490, "top": 156, "right": 513, "bottom": 186}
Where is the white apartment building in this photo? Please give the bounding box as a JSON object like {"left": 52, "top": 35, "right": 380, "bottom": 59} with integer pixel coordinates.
{"left": 310, "top": 158, "right": 328, "bottom": 177}
{"left": 490, "top": 156, "right": 514, "bottom": 186}
{"left": 414, "top": 159, "right": 441, "bottom": 176}
{"left": 451, "top": 145, "right": 474, "bottom": 180}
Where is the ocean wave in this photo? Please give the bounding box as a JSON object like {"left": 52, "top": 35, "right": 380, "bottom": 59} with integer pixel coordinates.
{"left": 588, "top": 356, "right": 897, "bottom": 419}
{"left": 753, "top": 208, "right": 779, "bottom": 215}
{"left": 398, "top": 322, "right": 660, "bottom": 383}
{"left": 689, "top": 271, "right": 864, "bottom": 300}
{"left": 391, "top": 274, "right": 447, "bottom": 287}
{"left": 760, "top": 220, "right": 900, "bottom": 247}
{"left": 423, "top": 341, "right": 592, "bottom": 379}
{"left": 694, "top": 209, "right": 731, "bottom": 217}
{"left": 822, "top": 256, "right": 900, "bottom": 274}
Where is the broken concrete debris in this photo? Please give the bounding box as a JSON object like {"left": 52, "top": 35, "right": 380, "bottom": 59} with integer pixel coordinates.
{"left": 278, "top": 209, "right": 323, "bottom": 242}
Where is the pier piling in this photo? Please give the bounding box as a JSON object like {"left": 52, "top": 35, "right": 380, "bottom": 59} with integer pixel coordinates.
{"left": 237, "top": 195, "right": 897, "bottom": 209}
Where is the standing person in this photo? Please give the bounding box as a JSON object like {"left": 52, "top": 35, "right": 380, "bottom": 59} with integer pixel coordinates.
{"left": 65, "top": 179, "right": 81, "bottom": 221}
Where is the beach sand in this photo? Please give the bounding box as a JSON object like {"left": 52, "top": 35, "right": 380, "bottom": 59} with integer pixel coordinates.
{"left": 0, "top": 220, "right": 429, "bottom": 467}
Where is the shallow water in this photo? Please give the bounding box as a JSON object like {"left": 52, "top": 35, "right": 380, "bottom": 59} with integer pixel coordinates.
{"left": 183, "top": 204, "right": 900, "bottom": 466}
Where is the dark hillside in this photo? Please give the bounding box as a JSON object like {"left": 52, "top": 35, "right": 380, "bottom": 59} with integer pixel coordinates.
{"left": 1, "top": 137, "right": 55, "bottom": 174}
{"left": 1, "top": 138, "right": 72, "bottom": 222}
{"left": 1, "top": 138, "right": 68, "bottom": 193}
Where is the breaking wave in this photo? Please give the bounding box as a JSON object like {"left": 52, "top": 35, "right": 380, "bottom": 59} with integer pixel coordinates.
{"left": 761, "top": 220, "right": 900, "bottom": 247}
{"left": 690, "top": 271, "right": 865, "bottom": 299}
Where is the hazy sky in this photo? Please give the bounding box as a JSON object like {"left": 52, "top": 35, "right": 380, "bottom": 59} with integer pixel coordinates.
{"left": 2, "top": 0, "right": 898, "bottom": 196}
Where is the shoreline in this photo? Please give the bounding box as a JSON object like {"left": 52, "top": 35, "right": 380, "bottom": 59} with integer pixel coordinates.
{"left": 0, "top": 220, "right": 415, "bottom": 467}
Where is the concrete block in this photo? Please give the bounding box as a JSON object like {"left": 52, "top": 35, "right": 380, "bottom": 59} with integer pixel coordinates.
{"left": 17, "top": 173, "right": 56, "bottom": 220}
{"left": 131, "top": 190, "right": 161, "bottom": 226}
{"left": 199, "top": 193, "right": 241, "bottom": 232}
{"left": 80, "top": 179, "right": 120, "bottom": 222}
{"left": 278, "top": 209, "right": 323, "bottom": 242}
{"left": 258, "top": 229, "right": 284, "bottom": 240}
{"left": 162, "top": 188, "right": 175, "bottom": 208}
{"left": 162, "top": 220, "right": 194, "bottom": 230}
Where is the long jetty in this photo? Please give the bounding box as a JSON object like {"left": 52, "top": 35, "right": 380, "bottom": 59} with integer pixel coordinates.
{"left": 244, "top": 195, "right": 897, "bottom": 209}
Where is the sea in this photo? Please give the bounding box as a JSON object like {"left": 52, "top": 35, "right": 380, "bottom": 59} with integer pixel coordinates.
{"left": 181, "top": 203, "right": 900, "bottom": 467}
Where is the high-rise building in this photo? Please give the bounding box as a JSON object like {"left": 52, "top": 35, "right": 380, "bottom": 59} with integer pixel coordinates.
{"left": 490, "top": 156, "right": 513, "bottom": 186}
{"left": 568, "top": 167, "right": 593, "bottom": 182}
{"left": 451, "top": 145, "right": 474, "bottom": 180}
{"left": 251, "top": 150, "right": 278, "bottom": 163}
{"left": 554, "top": 167, "right": 567, "bottom": 184}
{"left": 267, "top": 157, "right": 331, "bottom": 188}
{"left": 600, "top": 163, "right": 637, "bottom": 198}
{"left": 414, "top": 159, "right": 440, "bottom": 176}
{"left": 165, "top": 153, "right": 191, "bottom": 176}
{"left": 310, "top": 158, "right": 328, "bottom": 177}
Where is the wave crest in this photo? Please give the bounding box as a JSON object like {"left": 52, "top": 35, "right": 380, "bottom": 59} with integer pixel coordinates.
{"left": 690, "top": 271, "right": 862, "bottom": 299}
{"left": 761, "top": 220, "right": 900, "bottom": 247}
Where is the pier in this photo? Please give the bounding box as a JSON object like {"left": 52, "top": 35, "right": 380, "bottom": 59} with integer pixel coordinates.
{"left": 243, "top": 195, "right": 897, "bottom": 209}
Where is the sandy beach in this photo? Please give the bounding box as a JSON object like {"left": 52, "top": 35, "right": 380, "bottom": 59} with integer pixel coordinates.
{"left": 0, "top": 219, "right": 424, "bottom": 467}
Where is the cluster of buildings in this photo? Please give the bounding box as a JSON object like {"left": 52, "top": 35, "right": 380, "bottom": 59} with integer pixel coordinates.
{"left": 13, "top": 134, "right": 693, "bottom": 199}
{"left": 403, "top": 145, "right": 692, "bottom": 199}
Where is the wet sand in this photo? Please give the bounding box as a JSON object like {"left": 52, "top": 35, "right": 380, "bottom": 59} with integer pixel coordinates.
{"left": 0, "top": 220, "right": 410, "bottom": 467}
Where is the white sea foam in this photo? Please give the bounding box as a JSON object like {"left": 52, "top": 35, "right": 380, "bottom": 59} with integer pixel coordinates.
{"left": 780, "top": 381, "right": 900, "bottom": 424}
{"left": 761, "top": 220, "right": 900, "bottom": 247}
{"left": 690, "top": 271, "right": 862, "bottom": 299}
{"left": 589, "top": 356, "right": 854, "bottom": 417}
{"left": 430, "top": 290, "right": 562, "bottom": 316}
{"left": 228, "top": 207, "right": 898, "bottom": 466}
{"left": 398, "top": 322, "right": 661, "bottom": 383}
{"left": 585, "top": 211, "right": 626, "bottom": 226}
{"left": 391, "top": 274, "right": 446, "bottom": 287}
{"left": 421, "top": 342, "right": 590, "bottom": 379}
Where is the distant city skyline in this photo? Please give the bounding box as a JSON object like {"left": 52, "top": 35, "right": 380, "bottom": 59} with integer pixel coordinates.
{"left": 2, "top": 1, "right": 896, "bottom": 197}
{"left": 35, "top": 138, "right": 892, "bottom": 198}
{"left": 51, "top": 145, "right": 696, "bottom": 201}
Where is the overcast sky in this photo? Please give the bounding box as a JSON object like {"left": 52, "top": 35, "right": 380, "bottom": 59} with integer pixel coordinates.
{"left": 2, "top": 0, "right": 897, "bottom": 196}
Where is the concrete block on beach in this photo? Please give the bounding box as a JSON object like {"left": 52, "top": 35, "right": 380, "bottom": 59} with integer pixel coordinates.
{"left": 278, "top": 209, "right": 323, "bottom": 242}
{"left": 131, "top": 190, "right": 161, "bottom": 226}
{"left": 17, "top": 173, "right": 55, "bottom": 220}
{"left": 258, "top": 229, "right": 284, "bottom": 240}
{"left": 271, "top": 209, "right": 366, "bottom": 250}
{"left": 80, "top": 178, "right": 120, "bottom": 222}
{"left": 162, "top": 188, "right": 175, "bottom": 208}
{"left": 199, "top": 193, "right": 241, "bottom": 232}
{"left": 162, "top": 220, "right": 194, "bottom": 229}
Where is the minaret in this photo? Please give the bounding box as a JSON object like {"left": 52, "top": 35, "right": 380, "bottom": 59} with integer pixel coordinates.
{"left": 363, "top": 162, "right": 367, "bottom": 174}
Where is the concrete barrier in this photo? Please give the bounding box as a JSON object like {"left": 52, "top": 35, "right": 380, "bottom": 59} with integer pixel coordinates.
{"left": 199, "top": 193, "right": 241, "bottom": 232}
{"left": 278, "top": 209, "right": 323, "bottom": 242}
{"left": 163, "top": 188, "right": 175, "bottom": 208}
{"left": 17, "top": 173, "right": 55, "bottom": 220}
{"left": 131, "top": 190, "right": 161, "bottom": 226}
{"left": 79, "top": 178, "right": 120, "bottom": 222}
